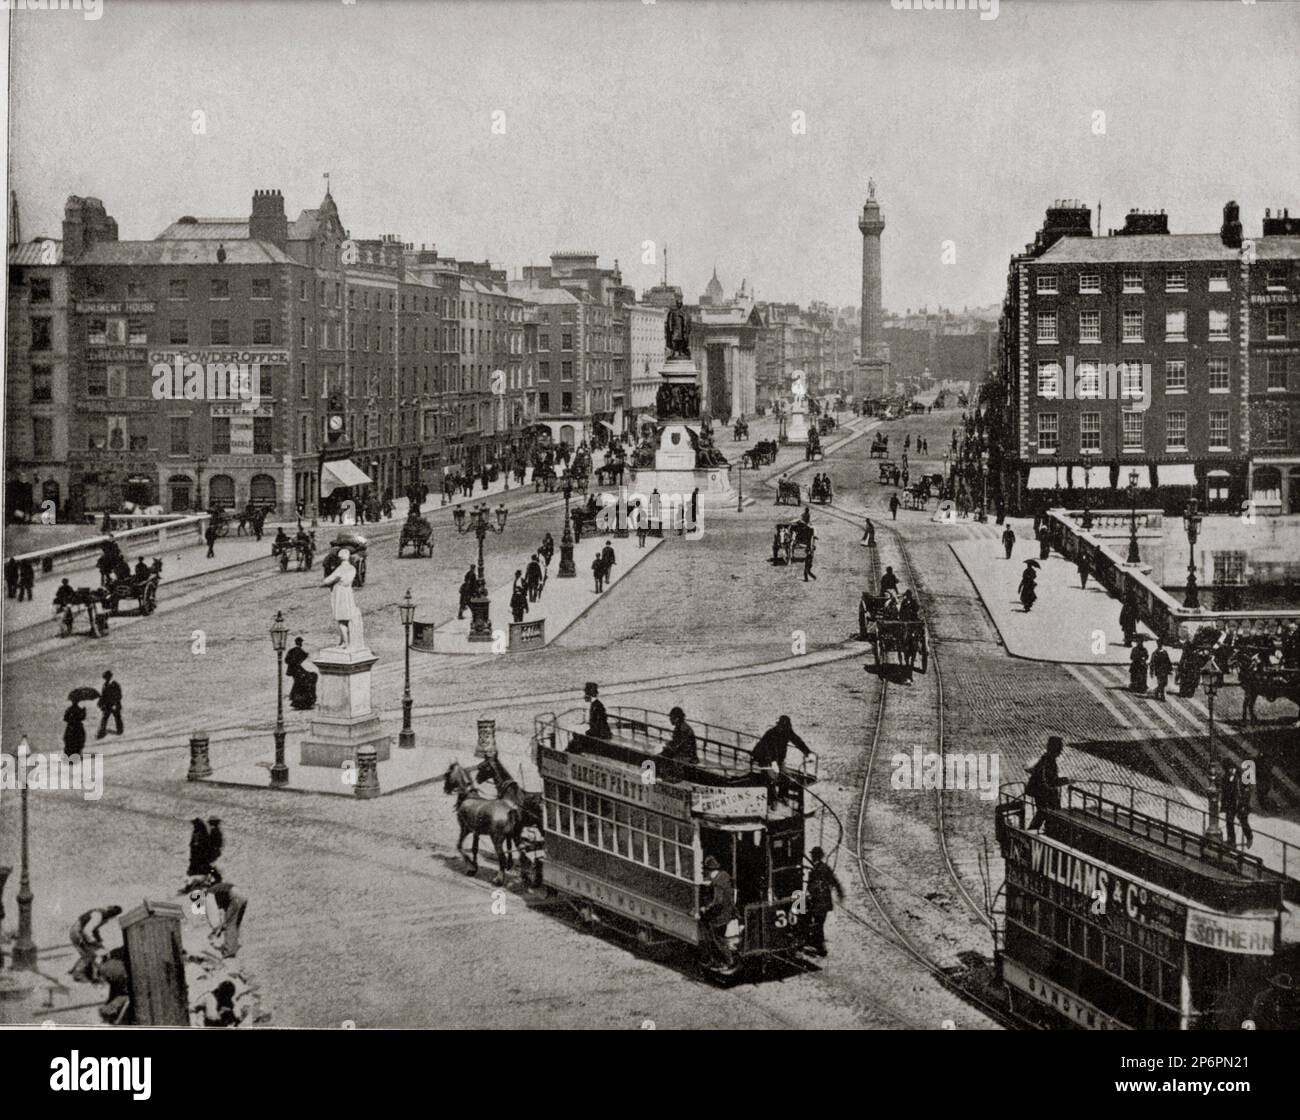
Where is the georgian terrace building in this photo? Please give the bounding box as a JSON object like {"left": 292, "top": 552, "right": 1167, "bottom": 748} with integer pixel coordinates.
{"left": 994, "top": 201, "right": 1299, "bottom": 515}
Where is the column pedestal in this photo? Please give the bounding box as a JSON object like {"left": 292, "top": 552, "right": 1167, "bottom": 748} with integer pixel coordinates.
{"left": 300, "top": 645, "right": 393, "bottom": 767}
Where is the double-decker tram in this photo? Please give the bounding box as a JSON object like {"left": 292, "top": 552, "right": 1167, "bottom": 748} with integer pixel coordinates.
{"left": 531, "top": 706, "right": 821, "bottom": 978}
{"left": 996, "top": 780, "right": 1300, "bottom": 1029}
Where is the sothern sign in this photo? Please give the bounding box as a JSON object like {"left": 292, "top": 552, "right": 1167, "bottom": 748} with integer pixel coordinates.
{"left": 1184, "top": 908, "right": 1274, "bottom": 956}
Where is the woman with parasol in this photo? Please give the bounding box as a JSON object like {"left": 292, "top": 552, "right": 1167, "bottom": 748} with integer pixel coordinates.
{"left": 64, "top": 686, "right": 97, "bottom": 758}
{"left": 1019, "top": 559, "right": 1040, "bottom": 613}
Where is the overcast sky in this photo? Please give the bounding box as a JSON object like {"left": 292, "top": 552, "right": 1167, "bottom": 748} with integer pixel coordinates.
{"left": 8, "top": 0, "right": 1299, "bottom": 314}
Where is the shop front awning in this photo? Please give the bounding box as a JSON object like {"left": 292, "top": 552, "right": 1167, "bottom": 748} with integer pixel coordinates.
{"left": 1159, "top": 464, "right": 1197, "bottom": 487}
{"left": 321, "top": 459, "right": 372, "bottom": 495}
{"left": 1026, "top": 466, "right": 1061, "bottom": 490}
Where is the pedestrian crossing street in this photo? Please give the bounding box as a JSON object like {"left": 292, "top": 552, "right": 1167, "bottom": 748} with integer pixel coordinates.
{"left": 1064, "top": 662, "right": 1300, "bottom": 816}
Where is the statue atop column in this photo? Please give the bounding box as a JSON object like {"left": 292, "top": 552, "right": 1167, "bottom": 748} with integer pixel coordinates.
{"left": 664, "top": 295, "right": 691, "bottom": 360}
{"left": 321, "top": 548, "right": 366, "bottom": 649}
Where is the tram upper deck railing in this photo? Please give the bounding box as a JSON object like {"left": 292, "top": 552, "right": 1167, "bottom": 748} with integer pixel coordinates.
{"left": 999, "top": 780, "right": 1299, "bottom": 889}
{"left": 535, "top": 707, "right": 820, "bottom": 783}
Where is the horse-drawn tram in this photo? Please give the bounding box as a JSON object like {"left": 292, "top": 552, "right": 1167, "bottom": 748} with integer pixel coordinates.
{"left": 531, "top": 707, "right": 820, "bottom": 978}
{"left": 996, "top": 781, "right": 1300, "bottom": 1029}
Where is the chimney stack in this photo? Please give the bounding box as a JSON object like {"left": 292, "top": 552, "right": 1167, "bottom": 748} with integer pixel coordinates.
{"left": 249, "top": 188, "right": 288, "bottom": 247}
{"left": 1220, "top": 200, "right": 1243, "bottom": 249}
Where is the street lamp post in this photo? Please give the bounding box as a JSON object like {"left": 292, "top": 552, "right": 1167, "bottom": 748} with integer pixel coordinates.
{"left": 453, "top": 502, "right": 509, "bottom": 640}
{"left": 269, "top": 611, "right": 289, "bottom": 788}
{"left": 980, "top": 449, "right": 989, "bottom": 522}
{"left": 1081, "top": 464, "right": 1094, "bottom": 530}
{"left": 1126, "top": 468, "right": 1141, "bottom": 564}
{"left": 398, "top": 589, "right": 416, "bottom": 748}
{"left": 10, "top": 736, "right": 37, "bottom": 970}
{"left": 1182, "top": 497, "right": 1203, "bottom": 610}
{"left": 558, "top": 487, "right": 576, "bottom": 578}
{"left": 1201, "top": 656, "right": 1224, "bottom": 838}
{"left": 736, "top": 460, "right": 744, "bottom": 513}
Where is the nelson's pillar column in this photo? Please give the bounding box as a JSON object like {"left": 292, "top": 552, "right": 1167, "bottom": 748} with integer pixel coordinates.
{"left": 856, "top": 179, "right": 891, "bottom": 399}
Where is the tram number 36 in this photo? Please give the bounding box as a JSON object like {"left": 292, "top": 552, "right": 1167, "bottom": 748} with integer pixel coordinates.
{"left": 773, "top": 909, "right": 799, "bottom": 929}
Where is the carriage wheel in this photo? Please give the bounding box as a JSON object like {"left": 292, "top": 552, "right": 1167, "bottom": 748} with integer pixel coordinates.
{"left": 871, "top": 636, "right": 881, "bottom": 665}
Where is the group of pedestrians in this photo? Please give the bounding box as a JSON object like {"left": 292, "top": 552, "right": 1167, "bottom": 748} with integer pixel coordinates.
{"left": 63, "top": 670, "right": 125, "bottom": 757}
{"left": 592, "top": 539, "right": 617, "bottom": 593}
{"left": 4, "top": 555, "right": 35, "bottom": 600}
{"left": 508, "top": 532, "right": 559, "bottom": 622}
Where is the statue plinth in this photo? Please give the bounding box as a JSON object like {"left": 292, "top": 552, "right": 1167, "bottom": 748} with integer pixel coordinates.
{"left": 786, "top": 398, "right": 810, "bottom": 445}
{"left": 300, "top": 644, "right": 393, "bottom": 767}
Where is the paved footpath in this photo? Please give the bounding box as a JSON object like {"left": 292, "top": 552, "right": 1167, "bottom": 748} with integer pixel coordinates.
{"left": 951, "top": 533, "right": 1157, "bottom": 664}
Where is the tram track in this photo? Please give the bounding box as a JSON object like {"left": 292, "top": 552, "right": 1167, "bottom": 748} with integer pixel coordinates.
{"left": 773, "top": 439, "right": 1034, "bottom": 1028}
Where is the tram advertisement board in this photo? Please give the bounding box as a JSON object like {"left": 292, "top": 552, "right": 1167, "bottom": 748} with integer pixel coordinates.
{"left": 691, "top": 785, "right": 769, "bottom": 817}
{"left": 1184, "top": 907, "right": 1274, "bottom": 956}
{"left": 539, "top": 749, "right": 694, "bottom": 821}
{"left": 1006, "top": 831, "right": 1186, "bottom": 940}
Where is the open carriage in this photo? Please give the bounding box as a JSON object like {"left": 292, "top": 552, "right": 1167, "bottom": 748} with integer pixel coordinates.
{"left": 743, "top": 441, "right": 778, "bottom": 469}
{"left": 397, "top": 514, "right": 434, "bottom": 558}
{"left": 877, "top": 460, "right": 900, "bottom": 485}
{"left": 869, "top": 433, "right": 890, "bottom": 459}
{"left": 809, "top": 476, "right": 833, "bottom": 504}
{"left": 773, "top": 519, "right": 815, "bottom": 566}
{"left": 732, "top": 419, "right": 750, "bottom": 441}
{"left": 902, "top": 483, "right": 929, "bottom": 511}
{"left": 106, "top": 572, "right": 160, "bottom": 616}
{"left": 817, "top": 416, "right": 836, "bottom": 436}
{"left": 858, "top": 593, "right": 928, "bottom": 674}
{"left": 775, "top": 478, "right": 802, "bottom": 506}
{"left": 273, "top": 533, "right": 315, "bottom": 572}
{"left": 804, "top": 429, "right": 823, "bottom": 462}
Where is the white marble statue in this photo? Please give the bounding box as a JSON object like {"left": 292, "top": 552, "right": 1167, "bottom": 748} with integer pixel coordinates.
{"left": 321, "top": 548, "right": 365, "bottom": 649}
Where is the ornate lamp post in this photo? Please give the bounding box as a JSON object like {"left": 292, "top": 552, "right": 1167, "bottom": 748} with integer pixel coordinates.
{"left": 979, "top": 449, "right": 989, "bottom": 522}
{"left": 398, "top": 589, "right": 416, "bottom": 748}
{"left": 1201, "top": 655, "right": 1225, "bottom": 838}
{"left": 453, "top": 502, "right": 508, "bottom": 640}
{"left": 1182, "top": 497, "right": 1203, "bottom": 610}
{"left": 558, "top": 486, "right": 576, "bottom": 578}
{"left": 736, "top": 459, "right": 744, "bottom": 513}
{"left": 269, "top": 611, "right": 289, "bottom": 788}
{"left": 1081, "top": 464, "right": 1094, "bottom": 530}
{"left": 10, "top": 735, "right": 37, "bottom": 970}
{"left": 1126, "top": 468, "right": 1141, "bottom": 564}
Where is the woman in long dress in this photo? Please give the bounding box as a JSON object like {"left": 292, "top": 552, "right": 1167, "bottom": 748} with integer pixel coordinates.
{"left": 64, "top": 701, "right": 87, "bottom": 758}
{"left": 321, "top": 548, "right": 357, "bottom": 647}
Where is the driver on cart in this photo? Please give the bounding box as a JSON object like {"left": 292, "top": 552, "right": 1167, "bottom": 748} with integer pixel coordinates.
{"left": 273, "top": 527, "right": 291, "bottom": 553}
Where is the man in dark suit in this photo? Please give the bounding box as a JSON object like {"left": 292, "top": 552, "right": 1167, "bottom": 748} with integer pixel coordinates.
{"left": 661, "top": 706, "right": 698, "bottom": 765}
{"left": 585, "top": 682, "right": 611, "bottom": 740}
{"left": 804, "top": 847, "right": 844, "bottom": 957}
{"left": 701, "top": 855, "right": 737, "bottom": 967}
{"left": 753, "top": 715, "right": 811, "bottom": 807}
{"left": 96, "top": 670, "right": 124, "bottom": 738}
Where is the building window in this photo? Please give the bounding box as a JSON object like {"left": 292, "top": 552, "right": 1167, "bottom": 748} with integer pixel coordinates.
{"left": 128, "top": 317, "right": 147, "bottom": 345}
{"left": 1209, "top": 411, "right": 1230, "bottom": 450}
{"left": 210, "top": 279, "right": 230, "bottom": 300}
{"left": 1165, "top": 411, "right": 1187, "bottom": 451}
{"left": 1213, "top": 551, "right": 1246, "bottom": 585}
{"left": 1267, "top": 307, "right": 1287, "bottom": 339}
{"left": 538, "top": 360, "right": 550, "bottom": 380}
{"left": 210, "top": 319, "right": 231, "bottom": 345}
{"left": 1207, "top": 358, "right": 1230, "bottom": 392}
{"left": 1122, "top": 411, "right": 1144, "bottom": 450}
{"left": 1036, "top": 311, "right": 1057, "bottom": 342}
{"left": 1122, "top": 310, "right": 1143, "bottom": 342}
{"left": 1165, "top": 310, "right": 1186, "bottom": 341}
{"left": 1078, "top": 273, "right": 1100, "bottom": 294}
{"left": 1122, "top": 269, "right": 1143, "bottom": 292}
{"left": 1036, "top": 361, "right": 1061, "bottom": 398}
{"left": 1080, "top": 412, "right": 1101, "bottom": 453}
{"left": 299, "top": 280, "right": 307, "bottom": 301}
{"left": 1165, "top": 359, "right": 1187, "bottom": 393}
{"left": 561, "top": 333, "right": 573, "bottom": 351}
{"left": 300, "top": 318, "right": 308, "bottom": 346}
{"left": 1120, "top": 361, "right": 1144, "bottom": 399}
{"left": 1209, "top": 309, "right": 1231, "bottom": 340}
{"left": 1036, "top": 274, "right": 1058, "bottom": 294}
{"left": 31, "top": 365, "right": 52, "bottom": 402}
{"left": 169, "top": 279, "right": 188, "bottom": 300}
{"left": 30, "top": 317, "right": 52, "bottom": 350}
{"left": 1078, "top": 310, "right": 1100, "bottom": 342}
{"left": 169, "top": 416, "right": 189, "bottom": 454}
{"left": 251, "top": 319, "right": 273, "bottom": 345}
{"left": 561, "top": 391, "right": 573, "bottom": 413}
{"left": 1208, "top": 267, "right": 1229, "bottom": 292}
{"left": 1267, "top": 268, "right": 1288, "bottom": 291}
{"left": 1037, "top": 413, "right": 1059, "bottom": 453}
{"left": 539, "top": 391, "right": 550, "bottom": 412}
{"left": 1076, "top": 361, "right": 1101, "bottom": 399}
{"left": 1165, "top": 269, "right": 1187, "bottom": 292}
{"left": 1266, "top": 355, "right": 1288, "bottom": 391}
{"left": 169, "top": 319, "right": 189, "bottom": 345}
{"left": 32, "top": 417, "right": 53, "bottom": 459}
{"left": 86, "top": 367, "right": 107, "bottom": 397}
{"left": 561, "top": 361, "right": 573, "bottom": 380}
{"left": 253, "top": 417, "right": 273, "bottom": 455}
{"left": 89, "top": 319, "right": 110, "bottom": 346}
{"left": 29, "top": 277, "right": 51, "bottom": 302}
{"left": 126, "top": 281, "right": 146, "bottom": 299}
{"left": 1265, "top": 411, "right": 1288, "bottom": 446}
{"left": 211, "top": 417, "right": 231, "bottom": 455}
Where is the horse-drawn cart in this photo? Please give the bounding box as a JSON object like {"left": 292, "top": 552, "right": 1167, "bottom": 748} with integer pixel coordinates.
{"left": 773, "top": 520, "right": 815, "bottom": 566}
{"left": 397, "top": 514, "right": 434, "bottom": 558}
{"left": 743, "top": 441, "right": 778, "bottom": 469}
{"left": 878, "top": 460, "right": 898, "bottom": 485}
{"left": 859, "top": 594, "right": 927, "bottom": 674}
{"left": 775, "top": 478, "right": 801, "bottom": 506}
{"left": 809, "top": 476, "right": 833, "bottom": 504}
{"left": 106, "top": 572, "right": 159, "bottom": 617}
{"left": 869, "top": 433, "right": 890, "bottom": 459}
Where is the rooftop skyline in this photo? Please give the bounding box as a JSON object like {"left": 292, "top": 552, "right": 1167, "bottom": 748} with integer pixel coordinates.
{"left": 8, "top": 0, "right": 1299, "bottom": 311}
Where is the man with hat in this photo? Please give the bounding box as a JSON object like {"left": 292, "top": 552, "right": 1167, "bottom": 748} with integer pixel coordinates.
{"left": 752, "top": 715, "right": 811, "bottom": 808}
{"left": 1219, "top": 759, "right": 1254, "bottom": 849}
{"left": 661, "top": 706, "right": 698, "bottom": 766}
{"left": 1026, "top": 736, "right": 1070, "bottom": 830}
{"left": 804, "top": 847, "right": 844, "bottom": 957}
{"left": 585, "top": 682, "right": 611, "bottom": 741}
{"left": 1129, "top": 636, "right": 1149, "bottom": 694}
{"left": 701, "top": 855, "right": 737, "bottom": 968}
{"left": 96, "top": 669, "right": 124, "bottom": 738}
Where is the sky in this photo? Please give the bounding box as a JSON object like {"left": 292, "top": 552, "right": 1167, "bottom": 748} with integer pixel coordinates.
{"left": 7, "top": 0, "right": 1300, "bottom": 314}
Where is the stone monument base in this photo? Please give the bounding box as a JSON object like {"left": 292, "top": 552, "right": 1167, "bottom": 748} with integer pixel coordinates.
{"left": 299, "top": 645, "right": 393, "bottom": 767}
{"left": 625, "top": 467, "right": 735, "bottom": 511}
{"left": 787, "top": 403, "right": 810, "bottom": 446}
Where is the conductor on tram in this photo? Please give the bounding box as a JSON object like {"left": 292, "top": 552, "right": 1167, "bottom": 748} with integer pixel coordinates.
{"left": 660, "top": 706, "right": 698, "bottom": 770}
{"left": 584, "top": 681, "right": 611, "bottom": 741}
{"left": 752, "top": 715, "right": 810, "bottom": 808}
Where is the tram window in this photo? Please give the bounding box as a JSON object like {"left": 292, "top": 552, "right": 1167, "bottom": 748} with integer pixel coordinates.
{"left": 614, "top": 804, "right": 630, "bottom": 857}
{"left": 644, "top": 823, "right": 662, "bottom": 872}
{"left": 629, "top": 823, "right": 644, "bottom": 863}
{"left": 1068, "top": 914, "right": 1085, "bottom": 956}
{"left": 1122, "top": 945, "right": 1141, "bottom": 988}
{"left": 679, "top": 845, "right": 694, "bottom": 881}
{"left": 1104, "top": 937, "right": 1122, "bottom": 976}
{"left": 559, "top": 795, "right": 571, "bottom": 835}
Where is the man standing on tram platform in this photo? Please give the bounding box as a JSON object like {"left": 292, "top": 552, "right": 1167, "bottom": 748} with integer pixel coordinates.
{"left": 660, "top": 706, "right": 698, "bottom": 774}
{"left": 585, "top": 682, "right": 611, "bottom": 741}
{"left": 1026, "top": 736, "right": 1070, "bottom": 830}
{"left": 701, "top": 855, "right": 737, "bottom": 968}
{"left": 803, "top": 847, "right": 844, "bottom": 958}
{"left": 753, "top": 715, "right": 810, "bottom": 808}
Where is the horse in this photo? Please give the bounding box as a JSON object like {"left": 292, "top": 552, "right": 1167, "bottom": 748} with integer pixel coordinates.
{"left": 442, "top": 761, "right": 519, "bottom": 886}
{"left": 474, "top": 754, "right": 545, "bottom": 875}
